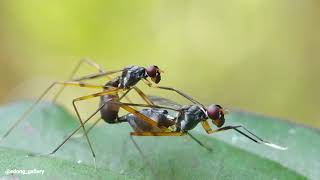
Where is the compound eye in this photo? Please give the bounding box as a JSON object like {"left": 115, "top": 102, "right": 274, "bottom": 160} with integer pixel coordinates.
{"left": 207, "top": 104, "right": 221, "bottom": 120}
{"left": 152, "top": 74, "right": 161, "bottom": 84}
{"left": 146, "top": 65, "right": 157, "bottom": 77}
{"left": 212, "top": 117, "right": 225, "bottom": 128}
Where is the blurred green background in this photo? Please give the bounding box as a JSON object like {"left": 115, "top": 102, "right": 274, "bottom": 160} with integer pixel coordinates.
{"left": 0, "top": 0, "right": 319, "bottom": 128}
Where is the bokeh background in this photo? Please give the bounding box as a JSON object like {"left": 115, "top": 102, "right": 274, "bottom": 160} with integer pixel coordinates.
{"left": 0, "top": 0, "right": 319, "bottom": 128}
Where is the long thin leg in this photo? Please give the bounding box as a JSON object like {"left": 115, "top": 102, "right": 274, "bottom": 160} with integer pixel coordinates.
{"left": 74, "top": 88, "right": 175, "bottom": 137}
{"left": 28, "top": 102, "right": 107, "bottom": 158}
{"left": 0, "top": 81, "right": 106, "bottom": 142}
{"left": 132, "top": 132, "right": 210, "bottom": 154}
{"left": 130, "top": 135, "right": 146, "bottom": 159}
{"left": 76, "top": 82, "right": 128, "bottom": 137}
{"left": 201, "top": 121, "right": 258, "bottom": 142}
{"left": 83, "top": 117, "right": 102, "bottom": 136}
{"left": 132, "top": 87, "right": 154, "bottom": 105}
{"left": 67, "top": 117, "right": 103, "bottom": 139}
{"left": 130, "top": 130, "right": 188, "bottom": 179}
{"left": 71, "top": 70, "right": 123, "bottom": 82}
{"left": 51, "top": 59, "right": 128, "bottom": 104}
{"left": 201, "top": 121, "right": 287, "bottom": 150}
{"left": 67, "top": 89, "right": 172, "bottom": 160}
{"left": 40, "top": 103, "right": 106, "bottom": 157}
{"left": 54, "top": 60, "right": 153, "bottom": 106}
{"left": 54, "top": 103, "right": 169, "bottom": 154}
{"left": 69, "top": 87, "right": 131, "bottom": 165}
{"left": 110, "top": 102, "right": 180, "bottom": 112}
{"left": 34, "top": 90, "right": 179, "bottom": 158}
{"left": 187, "top": 132, "right": 212, "bottom": 152}
{"left": 130, "top": 132, "right": 185, "bottom": 136}
{"left": 72, "top": 89, "right": 169, "bottom": 130}
{"left": 143, "top": 79, "right": 206, "bottom": 108}
{"left": 52, "top": 58, "right": 108, "bottom": 102}
{"left": 46, "top": 102, "right": 157, "bottom": 155}
{"left": 27, "top": 88, "right": 143, "bottom": 159}
{"left": 129, "top": 135, "right": 157, "bottom": 178}
{"left": 116, "top": 86, "right": 154, "bottom": 107}
{"left": 72, "top": 100, "right": 98, "bottom": 166}
{"left": 67, "top": 58, "right": 106, "bottom": 78}
{"left": 83, "top": 101, "right": 181, "bottom": 137}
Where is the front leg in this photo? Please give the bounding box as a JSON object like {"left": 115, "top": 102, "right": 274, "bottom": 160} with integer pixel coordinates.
{"left": 143, "top": 79, "right": 205, "bottom": 108}
{"left": 201, "top": 121, "right": 287, "bottom": 150}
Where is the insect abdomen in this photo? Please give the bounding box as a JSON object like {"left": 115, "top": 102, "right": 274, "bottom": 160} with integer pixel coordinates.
{"left": 100, "top": 94, "right": 120, "bottom": 124}
{"left": 121, "top": 109, "right": 175, "bottom": 132}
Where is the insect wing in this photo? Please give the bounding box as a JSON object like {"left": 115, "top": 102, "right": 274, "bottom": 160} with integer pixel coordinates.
{"left": 147, "top": 95, "right": 182, "bottom": 109}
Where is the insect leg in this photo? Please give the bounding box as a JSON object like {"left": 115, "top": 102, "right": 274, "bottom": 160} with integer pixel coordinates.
{"left": 27, "top": 89, "right": 132, "bottom": 159}
{"left": 111, "top": 102, "right": 180, "bottom": 112}
{"left": 0, "top": 81, "right": 106, "bottom": 142}
{"left": 129, "top": 135, "right": 157, "bottom": 178}
{"left": 70, "top": 58, "right": 106, "bottom": 76}
{"left": 113, "top": 86, "right": 153, "bottom": 108}
{"left": 80, "top": 89, "right": 180, "bottom": 137}
{"left": 71, "top": 88, "right": 128, "bottom": 165}
{"left": 52, "top": 58, "right": 105, "bottom": 102}
{"left": 32, "top": 89, "right": 175, "bottom": 158}
{"left": 118, "top": 104, "right": 165, "bottom": 130}
{"left": 130, "top": 132, "right": 185, "bottom": 136}
{"left": 69, "top": 88, "right": 161, "bottom": 163}
{"left": 52, "top": 58, "right": 123, "bottom": 102}
{"left": 201, "top": 121, "right": 287, "bottom": 150}
{"left": 131, "top": 87, "right": 154, "bottom": 105}
{"left": 187, "top": 132, "right": 212, "bottom": 152}
{"left": 201, "top": 121, "right": 215, "bottom": 134}
{"left": 80, "top": 117, "right": 103, "bottom": 137}
{"left": 84, "top": 102, "right": 181, "bottom": 139}
{"left": 114, "top": 86, "right": 155, "bottom": 107}
{"left": 28, "top": 102, "right": 106, "bottom": 159}
{"left": 143, "top": 79, "right": 205, "bottom": 108}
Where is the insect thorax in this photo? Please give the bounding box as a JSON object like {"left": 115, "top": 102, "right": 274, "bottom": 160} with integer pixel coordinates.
{"left": 119, "top": 66, "right": 148, "bottom": 88}
{"left": 178, "top": 105, "right": 207, "bottom": 132}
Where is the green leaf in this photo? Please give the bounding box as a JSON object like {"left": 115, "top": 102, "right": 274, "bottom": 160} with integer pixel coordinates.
{"left": 208, "top": 110, "right": 320, "bottom": 180}
{"left": 0, "top": 102, "right": 310, "bottom": 180}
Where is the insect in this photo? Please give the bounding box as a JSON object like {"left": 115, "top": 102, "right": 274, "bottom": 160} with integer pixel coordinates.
{"left": 144, "top": 95, "right": 288, "bottom": 150}
{"left": 107, "top": 96, "right": 288, "bottom": 153}
{"left": 0, "top": 59, "right": 217, "bottom": 164}
{"left": 1, "top": 59, "right": 286, "bottom": 170}
{"left": 35, "top": 91, "right": 287, "bottom": 168}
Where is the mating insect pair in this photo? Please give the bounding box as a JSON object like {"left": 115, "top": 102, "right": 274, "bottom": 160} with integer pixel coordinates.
{"left": 0, "top": 59, "right": 287, "bottom": 166}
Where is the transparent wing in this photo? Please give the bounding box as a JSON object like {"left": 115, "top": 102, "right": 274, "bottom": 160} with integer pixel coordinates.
{"left": 147, "top": 95, "right": 183, "bottom": 109}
